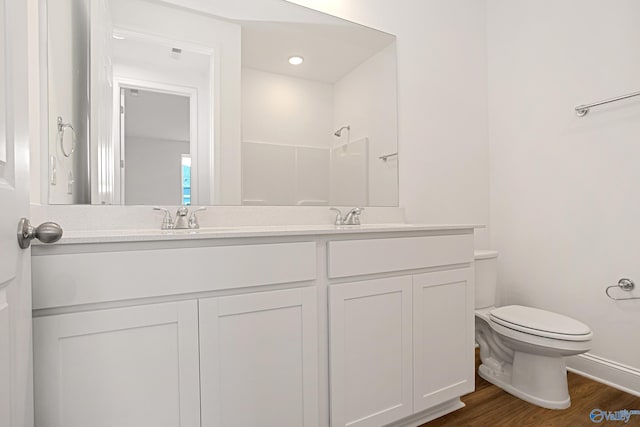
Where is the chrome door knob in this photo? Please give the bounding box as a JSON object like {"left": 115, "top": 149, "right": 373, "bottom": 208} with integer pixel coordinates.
{"left": 17, "top": 218, "right": 63, "bottom": 249}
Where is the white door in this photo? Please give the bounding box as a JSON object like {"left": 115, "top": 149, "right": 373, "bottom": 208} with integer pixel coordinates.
{"left": 199, "top": 287, "right": 319, "bottom": 427}
{"left": 33, "top": 301, "right": 201, "bottom": 427}
{"left": 329, "top": 276, "right": 413, "bottom": 427}
{"left": 413, "top": 268, "right": 475, "bottom": 412}
{"left": 0, "top": 0, "right": 34, "bottom": 426}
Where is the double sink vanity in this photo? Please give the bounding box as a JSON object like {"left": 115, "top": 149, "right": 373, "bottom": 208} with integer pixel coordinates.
{"left": 33, "top": 0, "right": 476, "bottom": 424}
{"left": 31, "top": 215, "right": 478, "bottom": 427}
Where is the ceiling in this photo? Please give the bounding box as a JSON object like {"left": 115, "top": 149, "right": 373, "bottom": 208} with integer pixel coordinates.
{"left": 240, "top": 20, "right": 395, "bottom": 84}
{"left": 119, "top": 0, "right": 396, "bottom": 84}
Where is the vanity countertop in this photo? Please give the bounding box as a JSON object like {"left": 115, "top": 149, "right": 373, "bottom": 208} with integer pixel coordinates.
{"left": 38, "top": 223, "right": 483, "bottom": 245}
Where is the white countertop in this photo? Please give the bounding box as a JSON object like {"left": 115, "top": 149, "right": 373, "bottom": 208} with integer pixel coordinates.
{"left": 40, "top": 223, "right": 483, "bottom": 245}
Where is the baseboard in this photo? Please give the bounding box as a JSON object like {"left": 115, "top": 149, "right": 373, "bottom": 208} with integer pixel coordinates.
{"left": 567, "top": 353, "right": 640, "bottom": 397}
{"left": 387, "top": 398, "right": 465, "bottom": 427}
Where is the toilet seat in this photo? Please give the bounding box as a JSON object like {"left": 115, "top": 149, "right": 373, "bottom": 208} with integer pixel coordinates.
{"left": 489, "top": 305, "right": 593, "bottom": 342}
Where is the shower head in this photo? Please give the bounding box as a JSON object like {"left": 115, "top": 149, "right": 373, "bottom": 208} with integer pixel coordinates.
{"left": 334, "top": 125, "right": 350, "bottom": 137}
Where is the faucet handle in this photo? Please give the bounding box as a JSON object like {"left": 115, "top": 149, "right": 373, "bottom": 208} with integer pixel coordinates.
{"left": 153, "top": 207, "right": 175, "bottom": 230}
{"left": 329, "top": 207, "right": 344, "bottom": 226}
{"left": 188, "top": 207, "right": 206, "bottom": 229}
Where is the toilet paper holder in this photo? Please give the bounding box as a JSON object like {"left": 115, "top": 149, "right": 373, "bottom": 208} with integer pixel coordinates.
{"left": 606, "top": 278, "right": 639, "bottom": 301}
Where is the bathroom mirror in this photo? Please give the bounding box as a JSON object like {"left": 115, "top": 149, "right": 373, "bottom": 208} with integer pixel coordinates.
{"left": 43, "top": 0, "right": 398, "bottom": 206}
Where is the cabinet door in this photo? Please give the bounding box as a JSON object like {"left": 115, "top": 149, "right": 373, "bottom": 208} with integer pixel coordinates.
{"left": 329, "top": 276, "right": 413, "bottom": 427}
{"left": 413, "top": 268, "right": 474, "bottom": 412}
{"left": 33, "top": 300, "right": 201, "bottom": 427}
{"left": 199, "top": 287, "right": 319, "bottom": 427}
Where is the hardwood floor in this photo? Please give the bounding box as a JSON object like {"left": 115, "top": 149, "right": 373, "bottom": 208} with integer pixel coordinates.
{"left": 423, "top": 350, "right": 640, "bottom": 426}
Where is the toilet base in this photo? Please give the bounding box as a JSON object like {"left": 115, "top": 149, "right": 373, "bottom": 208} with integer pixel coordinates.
{"left": 478, "top": 353, "right": 571, "bottom": 410}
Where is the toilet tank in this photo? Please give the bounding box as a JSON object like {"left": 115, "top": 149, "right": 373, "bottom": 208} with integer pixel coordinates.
{"left": 474, "top": 250, "right": 498, "bottom": 309}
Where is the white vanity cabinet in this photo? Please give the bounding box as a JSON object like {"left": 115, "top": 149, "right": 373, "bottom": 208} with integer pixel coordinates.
{"left": 33, "top": 300, "right": 201, "bottom": 427}
{"left": 32, "top": 239, "right": 320, "bottom": 427}
{"left": 199, "top": 287, "right": 319, "bottom": 427}
{"left": 327, "top": 234, "right": 475, "bottom": 427}
{"left": 329, "top": 276, "right": 414, "bottom": 427}
{"left": 412, "top": 269, "right": 474, "bottom": 413}
{"left": 34, "top": 287, "right": 320, "bottom": 427}
{"left": 31, "top": 225, "right": 477, "bottom": 427}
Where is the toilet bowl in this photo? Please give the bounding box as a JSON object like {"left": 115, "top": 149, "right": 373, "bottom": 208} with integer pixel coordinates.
{"left": 474, "top": 250, "right": 593, "bottom": 409}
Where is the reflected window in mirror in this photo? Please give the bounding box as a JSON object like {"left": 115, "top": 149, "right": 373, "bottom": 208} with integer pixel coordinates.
{"left": 182, "top": 155, "right": 192, "bottom": 206}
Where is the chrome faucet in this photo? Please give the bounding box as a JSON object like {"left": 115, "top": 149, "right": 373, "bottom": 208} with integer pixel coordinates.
{"left": 344, "top": 207, "right": 364, "bottom": 225}
{"left": 174, "top": 206, "right": 190, "bottom": 229}
{"left": 154, "top": 206, "right": 206, "bottom": 230}
{"left": 330, "top": 207, "right": 365, "bottom": 226}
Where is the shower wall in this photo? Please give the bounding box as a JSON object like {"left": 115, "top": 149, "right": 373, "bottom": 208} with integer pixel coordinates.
{"left": 242, "top": 67, "right": 334, "bottom": 149}
{"left": 241, "top": 44, "right": 398, "bottom": 207}
{"left": 488, "top": 0, "right": 640, "bottom": 390}
{"left": 333, "top": 43, "right": 398, "bottom": 207}
{"left": 241, "top": 67, "right": 333, "bottom": 205}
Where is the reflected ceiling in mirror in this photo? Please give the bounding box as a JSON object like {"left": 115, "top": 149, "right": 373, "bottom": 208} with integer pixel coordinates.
{"left": 44, "top": 0, "right": 398, "bottom": 206}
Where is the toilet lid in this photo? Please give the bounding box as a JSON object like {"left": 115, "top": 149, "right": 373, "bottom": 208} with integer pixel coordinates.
{"left": 489, "top": 305, "right": 592, "bottom": 341}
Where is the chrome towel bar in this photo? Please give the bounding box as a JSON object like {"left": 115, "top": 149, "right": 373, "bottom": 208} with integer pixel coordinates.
{"left": 605, "top": 278, "right": 640, "bottom": 301}
{"left": 378, "top": 152, "right": 398, "bottom": 162}
{"left": 575, "top": 90, "right": 640, "bottom": 117}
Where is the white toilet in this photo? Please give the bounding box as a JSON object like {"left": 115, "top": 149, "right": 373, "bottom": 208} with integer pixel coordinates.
{"left": 474, "top": 250, "right": 593, "bottom": 409}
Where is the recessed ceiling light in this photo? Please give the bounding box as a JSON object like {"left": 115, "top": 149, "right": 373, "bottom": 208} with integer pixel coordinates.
{"left": 288, "top": 56, "right": 304, "bottom": 66}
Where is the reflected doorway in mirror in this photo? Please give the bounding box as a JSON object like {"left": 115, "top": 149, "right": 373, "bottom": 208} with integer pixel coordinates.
{"left": 115, "top": 81, "right": 198, "bottom": 206}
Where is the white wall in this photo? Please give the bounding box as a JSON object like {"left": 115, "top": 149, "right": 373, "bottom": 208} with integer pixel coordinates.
{"left": 488, "top": 0, "right": 640, "bottom": 384}
{"left": 289, "top": 0, "right": 490, "bottom": 246}
{"left": 333, "top": 43, "right": 398, "bottom": 207}
{"left": 162, "top": 0, "right": 345, "bottom": 26}
{"left": 242, "top": 67, "right": 333, "bottom": 148}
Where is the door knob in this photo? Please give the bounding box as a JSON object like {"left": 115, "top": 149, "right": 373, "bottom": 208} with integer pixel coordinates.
{"left": 17, "top": 218, "right": 63, "bottom": 249}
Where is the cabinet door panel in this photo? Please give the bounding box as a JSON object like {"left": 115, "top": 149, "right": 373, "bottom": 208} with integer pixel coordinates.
{"left": 199, "top": 287, "right": 319, "bottom": 427}
{"left": 329, "top": 276, "right": 413, "bottom": 427}
{"left": 413, "top": 268, "right": 474, "bottom": 412}
{"left": 33, "top": 301, "right": 200, "bottom": 427}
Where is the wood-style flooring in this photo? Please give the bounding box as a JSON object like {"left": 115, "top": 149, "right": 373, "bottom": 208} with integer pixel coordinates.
{"left": 423, "top": 350, "right": 640, "bottom": 426}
